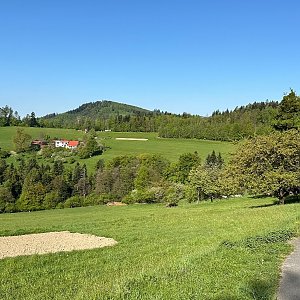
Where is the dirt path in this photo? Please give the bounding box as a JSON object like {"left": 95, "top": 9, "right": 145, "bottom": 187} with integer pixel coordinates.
{"left": 278, "top": 238, "right": 300, "bottom": 300}
{"left": 0, "top": 231, "right": 117, "bottom": 259}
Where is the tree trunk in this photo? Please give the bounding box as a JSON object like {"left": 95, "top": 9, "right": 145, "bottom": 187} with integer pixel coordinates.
{"left": 278, "top": 188, "right": 285, "bottom": 205}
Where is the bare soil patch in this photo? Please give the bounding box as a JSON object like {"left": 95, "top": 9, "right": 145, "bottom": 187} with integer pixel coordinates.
{"left": 106, "top": 201, "right": 127, "bottom": 206}
{"left": 0, "top": 231, "right": 117, "bottom": 259}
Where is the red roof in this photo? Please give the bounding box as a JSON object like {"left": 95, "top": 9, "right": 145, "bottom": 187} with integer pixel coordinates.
{"left": 68, "top": 141, "right": 79, "bottom": 147}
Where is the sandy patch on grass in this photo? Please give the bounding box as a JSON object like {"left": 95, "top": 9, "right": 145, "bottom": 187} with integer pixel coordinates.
{"left": 0, "top": 231, "right": 117, "bottom": 259}
{"left": 115, "top": 138, "right": 148, "bottom": 141}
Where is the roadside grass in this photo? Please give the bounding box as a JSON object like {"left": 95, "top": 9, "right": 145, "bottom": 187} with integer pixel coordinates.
{"left": 0, "top": 127, "right": 235, "bottom": 172}
{"left": 0, "top": 197, "right": 299, "bottom": 299}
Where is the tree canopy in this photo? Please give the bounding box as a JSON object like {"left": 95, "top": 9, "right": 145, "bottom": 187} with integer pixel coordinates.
{"left": 228, "top": 130, "right": 300, "bottom": 203}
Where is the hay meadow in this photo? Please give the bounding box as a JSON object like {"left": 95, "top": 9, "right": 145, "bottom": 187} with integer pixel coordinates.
{"left": 0, "top": 197, "right": 299, "bottom": 299}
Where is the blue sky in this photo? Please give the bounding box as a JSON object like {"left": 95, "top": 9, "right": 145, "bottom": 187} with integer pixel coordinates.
{"left": 1, "top": 0, "right": 300, "bottom": 117}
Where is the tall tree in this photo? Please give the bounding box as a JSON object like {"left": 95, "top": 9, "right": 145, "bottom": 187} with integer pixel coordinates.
{"left": 273, "top": 90, "right": 300, "bottom": 131}
{"left": 12, "top": 128, "right": 32, "bottom": 153}
{"left": 0, "top": 105, "right": 13, "bottom": 126}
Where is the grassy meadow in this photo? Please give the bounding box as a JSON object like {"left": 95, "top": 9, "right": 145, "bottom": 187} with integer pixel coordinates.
{"left": 0, "top": 127, "right": 236, "bottom": 171}
{"left": 0, "top": 197, "right": 299, "bottom": 299}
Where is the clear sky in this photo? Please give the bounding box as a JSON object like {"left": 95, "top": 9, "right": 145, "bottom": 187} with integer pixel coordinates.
{"left": 1, "top": 0, "right": 300, "bottom": 117}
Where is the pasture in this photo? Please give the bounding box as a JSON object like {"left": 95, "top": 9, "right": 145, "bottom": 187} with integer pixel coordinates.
{"left": 0, "top": 197, "right": 299, "bottom": 299}
{"left": 0, "top": 127, "right": 235, "bottom": 171}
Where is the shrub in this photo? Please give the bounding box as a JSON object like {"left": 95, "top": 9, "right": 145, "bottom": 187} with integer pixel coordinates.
{"left": 43, "top": 192, "right": 62, "bottom": 209}
{"left": 82, "top": 193, "right": 110, "bottom": 206}
{"left": 165, "top": 183, "right": 185, "bottom": 206}
{"left": 64, "top": 196, "right": 83, "bottom": 208}
{"left": 123, "top": 187, "right": 166, "bottom": 204}
{"left": 0, "top": 149, "right": 10, "bottom": 158}
{"left": 56, "top": 202, "right": 64, "bottom": 209}
{"left": 68, "top": 157, "right": 76, "bottom": 164}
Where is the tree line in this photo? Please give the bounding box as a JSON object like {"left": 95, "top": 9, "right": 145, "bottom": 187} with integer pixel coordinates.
{"left": 2, "top": 90, "right": 300, "bottom": 141}
{"left": 38, "top": 101, "right": 279, "bottom": 141}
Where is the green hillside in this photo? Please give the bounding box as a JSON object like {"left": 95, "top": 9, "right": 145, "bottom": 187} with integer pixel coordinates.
{"left": 0, "top": 127, "right": 235, "bottom": 171}
{"left": 40, "top": 100, "right": 151, "bottom": 128}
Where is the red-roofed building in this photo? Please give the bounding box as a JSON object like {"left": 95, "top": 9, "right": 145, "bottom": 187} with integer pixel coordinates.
{"left": 54, "top": 140, "right": 79, "bottom": 149}
{"left": 67, "top": 141, "right": 79, "bottom": 149}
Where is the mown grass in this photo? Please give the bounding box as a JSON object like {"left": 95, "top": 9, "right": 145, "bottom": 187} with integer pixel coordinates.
{"left": 0, "top": 127, "right": 235, "bottom": 171}
{"left": 0, "top": 197, "right": 299, "bottom": 299}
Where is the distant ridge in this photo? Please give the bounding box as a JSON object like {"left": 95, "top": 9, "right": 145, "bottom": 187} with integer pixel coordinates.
{"left": 38, "top": 97, "right": 280, "bottom": 141}
{"left": 43, "top": 100, "right": 151, "bottom": 120}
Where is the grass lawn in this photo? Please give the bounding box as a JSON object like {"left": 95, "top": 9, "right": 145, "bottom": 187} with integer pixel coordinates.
{"left": 0, "top": 197, "right": 299, "bottom": 299}
{"left": 0, "top": 127, "right": 235, "bottom": 172}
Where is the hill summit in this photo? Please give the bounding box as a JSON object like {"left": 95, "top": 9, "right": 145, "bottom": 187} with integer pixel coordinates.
{"left": 43, "top": 100, "right": 151, "bottom": 120}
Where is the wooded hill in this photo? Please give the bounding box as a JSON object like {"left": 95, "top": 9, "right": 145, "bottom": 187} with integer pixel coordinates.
{"left": 3, "top": 90, "right": 300, "bottom": 141}
{"left": 39, "top": 99, "right": 279, "bottom": 141}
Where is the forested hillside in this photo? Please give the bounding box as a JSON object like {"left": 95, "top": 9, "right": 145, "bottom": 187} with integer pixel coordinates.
{"left": 39, "top": 99, "right": 279, "bottom": 141}
{"left": 40, "top": 100, "right": 152, "bottom": 129}
{"left": 3, "top": 90, "right": 300, "bottom": 141}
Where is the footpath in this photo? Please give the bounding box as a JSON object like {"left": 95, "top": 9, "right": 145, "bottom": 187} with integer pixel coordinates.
{"left": 278, "top": 238, "right": 300, "bottom": 300}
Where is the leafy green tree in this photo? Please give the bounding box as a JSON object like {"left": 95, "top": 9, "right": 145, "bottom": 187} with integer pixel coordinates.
{"left": 134, "top": 166, "right": 151, "bottom": 190}
{"left": 78, "top": 133, "right": 102, "bottom": 159}
{"left": 188, "top": 165, "right": 221, "bottom": 202}
{"left": 95, "top": 155, "right": 143, "bottom": 200}
{"left": 167, "top": 152, "right": 201, "bottom": 183}
{"left": 12, "top": 128, "right": 32, "bottom": 153}
{"left": 228, "top": 130, "right": 300, "bottom": 204}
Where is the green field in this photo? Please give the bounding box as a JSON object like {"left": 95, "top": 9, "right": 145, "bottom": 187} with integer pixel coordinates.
{"left": 0, "top": 127, "right": 236, "bottom": 171}
{"left": 0, "top": 197, "right": 299, "bottom": 299}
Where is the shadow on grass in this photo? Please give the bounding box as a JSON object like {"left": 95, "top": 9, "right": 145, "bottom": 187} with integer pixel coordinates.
{"left": 250, "top": 203, "right": 276, "bottom": 209}
{"left": 243, "top": 279, "right": 274, "bottom": 300}
{"left": 250, "top": 195, "right": 300, "bottom": 208}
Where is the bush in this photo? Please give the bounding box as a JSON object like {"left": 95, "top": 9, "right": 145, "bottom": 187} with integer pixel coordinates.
{"left": 82, "top": 193, "right": 110, "bottom": 206}
{"left": 43, "top": 192, "right": 62, "bottom": 209}
{"left": 165, "top": 183, "right": 185, "bottom": 206}
{"left": 123, "top": 187, "right": 166, "bottom": 204}
{"left": 68, "top": 157, "right": 76, "bottom": 164}
{"left": 0, "top": 149, "right": 10, "bottom": 158}
{"left": 4, "top": 203, "right": 16, "bottom": 213}
{"left": 64, "top": 195, "right": 83, "bottom": 208}
{"left": 56, "top": 202, "right": 64, "bottom": 209}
